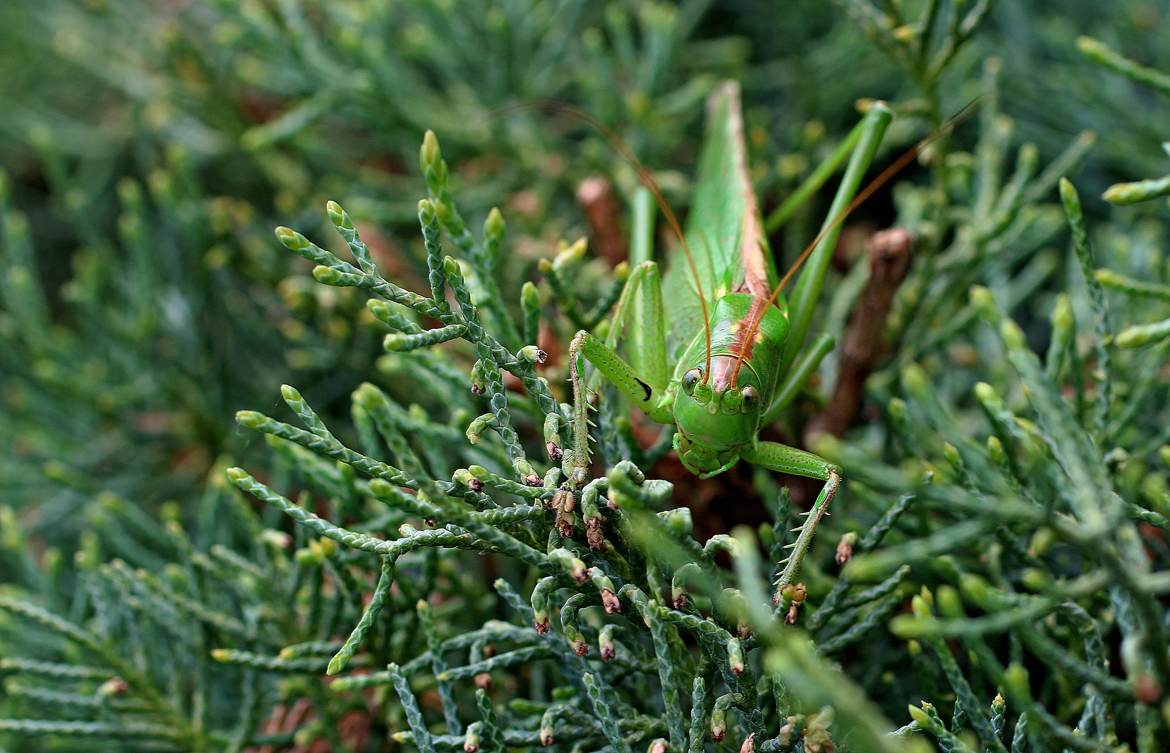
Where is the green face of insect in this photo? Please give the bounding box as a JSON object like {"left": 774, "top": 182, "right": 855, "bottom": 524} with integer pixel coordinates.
{"left": 671, "top": 358, "right": 762, "bottom": 472}
{"left": 666, "top": 293, "right": 790, "bottom": 474}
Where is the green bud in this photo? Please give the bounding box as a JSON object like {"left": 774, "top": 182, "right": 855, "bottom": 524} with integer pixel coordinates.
{"left": 973, "top": 381, "right": 999, "bottom": 407}
{"left": 959, "top": 574, "right": 992, "bottom": 605}
{"left": 553, "top": 238, "right": 588, "bottom": 271}
{"left": 418, "top": 198, "right": 436, "bottom": 224}
{"left": 931, "top": 556, "right": 960, "bottom": 583}
{"left": 312, "top": 265, "right": 343, "bottom": 285}
{"left": 367, "top": 299, "right": 389, "bottom": 318}
{"left": 1052, "top": 292, "right": 1074, "bottom": 330}
{"left": 892, "top": 24, "right": 916, "bottom": 42}
{"left": 660, "top": 508, "right": 693, "bottom": 536}
{"left": 465, "top": 416, "right": 495, "bottom": 445}
{"left": 434, "top": 198, "right": 454, "bottom": 224}
{"left": 907, "top": 704, "right": 931, "bottom": 726}
{"left": 1075, "top": 35, "right": 1108, "bottom": 60}
{"left": 421, "top": 130, "right": 441, "bottom": 170}
{"left": 987, "top": 435, "right": 1007, "bottom": 464}
{"left": 485, "top": 207, "right": 505, "bottom": 239}
{"left": 368, "top": 478, "right": 394, "bottom": 498}
{"left": 889, "top": 614, "right": 927, "bottom": 638}
{"left": 936, "top": 586, "right": 963, "bottom": 618}
{"left": 235, "top": 410, "right": 265, "bottom": 429}
{"left": 1059, "top": 176, "right": 1083, "bottom": 216}
{"left": 911, "top": 591, "right": 933, "bottom": 619}
{"left": 1116, "top": 318, "right": 1170, "bottom": 349}
{"left": 519, "top": 345, "right": 548, "bottom": 364}
{"left": 1021, "top": 568, "right": 1051, "bottom": 591}
{"left": 353, "top": 382, "right": 382, "bottom": 412}
{"left": 969, "top": 285, "right": 998, "bottom": 321}
{"left": 1004, "top": 663, "right": 1031, "bottom": 701}
{"left": 1092, "top": 268, "right": 1122, "bottom": 287}
{"left": 900, "top": 363, "right": 929, "bottom": 396}
{"left": 521, "top": 281, "right": 539, "bottom": 308}
{"left": 326, "top": 200, "right": 352, "bottom": 230}
{"left": 116, "top": 178, "right": 141, "bottom": 207}
{"left": 275, "top": 226, "right": 307, "bottom": 250}
{"left": 226, "top": 467, "right": 248, "bottom": 483}
{"left": 1000, "top": 319, "right": 1027, "bottom": 350}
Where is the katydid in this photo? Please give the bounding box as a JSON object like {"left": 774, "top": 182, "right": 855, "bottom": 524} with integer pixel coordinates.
{"left": 555, "top": 82, "right": 894, "bottom": 560}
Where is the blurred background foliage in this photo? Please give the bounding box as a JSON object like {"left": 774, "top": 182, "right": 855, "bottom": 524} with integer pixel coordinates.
{"left": 4, "top": 0, "right": 1167, "bottom": 529}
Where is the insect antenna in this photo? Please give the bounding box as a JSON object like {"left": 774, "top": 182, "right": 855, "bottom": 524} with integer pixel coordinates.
{"left": 727, "top": 97, "right": 982, "bottom": 388}
{"left": 497, "top": 99, "right": 714, "bottom": 382}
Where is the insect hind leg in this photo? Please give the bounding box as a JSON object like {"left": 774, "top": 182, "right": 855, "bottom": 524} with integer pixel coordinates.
{"left": 742, "top": 441, "right": 843, "bottom": 590}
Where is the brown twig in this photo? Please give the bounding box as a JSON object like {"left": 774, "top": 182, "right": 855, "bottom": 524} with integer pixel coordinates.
{"left": 576, "top": 176, "right": 627, "bottom": 267}
{"left": 805, "top": 227, "right": 913, "bottom": 441}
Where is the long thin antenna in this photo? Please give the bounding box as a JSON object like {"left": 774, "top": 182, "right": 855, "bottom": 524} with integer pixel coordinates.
{"left": 500, "top": 99, "right": 714, "bottom": 381}
{"left": 727, "top": 97, "right": 982, "bottom": 388}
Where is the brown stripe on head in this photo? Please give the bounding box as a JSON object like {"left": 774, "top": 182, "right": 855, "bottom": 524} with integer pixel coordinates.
{"left": 712, "top": 297, "right": 771, "bottom": 391}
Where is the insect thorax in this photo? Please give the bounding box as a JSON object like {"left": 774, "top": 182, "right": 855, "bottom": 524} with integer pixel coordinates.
{"left": 673, "top": 292, "right": 789, "bottom": 395}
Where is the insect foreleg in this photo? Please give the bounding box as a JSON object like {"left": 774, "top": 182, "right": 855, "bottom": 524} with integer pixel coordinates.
{"left": 567, "top": 328, "right": 674, "bottom": 484}
{"left": 570, "top": 331, "right": 675, "bottom": 433}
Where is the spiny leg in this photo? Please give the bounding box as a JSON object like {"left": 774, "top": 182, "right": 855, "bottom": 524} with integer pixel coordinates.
{"left": 565, "top": 260, "right": 673, "bottom": 483}
{"left": 568, "top": 326, "right": 674, "bottom": 484}
{"left": 741, "top": 441, "right": 842, "bottom": 591}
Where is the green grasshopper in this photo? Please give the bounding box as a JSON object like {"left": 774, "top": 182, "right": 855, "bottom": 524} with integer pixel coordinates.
{"left": 558, "top": 82, "right": 896, "bottom": 542}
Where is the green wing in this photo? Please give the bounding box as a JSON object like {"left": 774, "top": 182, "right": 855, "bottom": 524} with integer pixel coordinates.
{"left": 660, "top": 80, "right": 776, "bottom": 360}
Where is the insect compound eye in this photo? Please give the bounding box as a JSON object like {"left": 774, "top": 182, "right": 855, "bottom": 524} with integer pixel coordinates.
{"left": 682, "top": 368, "right": 702, "bottom": 395}
{"left": 741, "top": 386, "right": 757, "bottom": 409}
